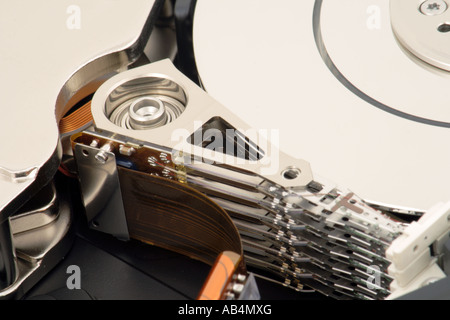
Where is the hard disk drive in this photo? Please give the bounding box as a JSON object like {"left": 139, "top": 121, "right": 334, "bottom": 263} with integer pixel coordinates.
{"left": 1, "top": 0, "right": 450, "bottom": 302}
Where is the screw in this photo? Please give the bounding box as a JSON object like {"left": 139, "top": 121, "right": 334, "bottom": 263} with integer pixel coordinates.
{"left": 95, "top": 151, "right": 108, "bottom": 164}
{"left": 281, "top": 167, "right": 301, "bottom": 180}
{"left": 95, "top": 143, "right": 113, "bottom": 164}
{"left": 420, "top": 0, "right": 448, "bottom": 15}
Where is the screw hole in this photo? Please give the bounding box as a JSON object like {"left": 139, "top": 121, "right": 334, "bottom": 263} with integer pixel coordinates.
{"left": 82, "top": 149, "right": 89, "bottom": 157}
{"left": 281, "top": 167, "right": 301, "bottom": 180}
{"left": 413, "top": 245, "right": 419, "bottom": 252}
{"left": 438, "top": 23, "right": 450, "bottom": 32}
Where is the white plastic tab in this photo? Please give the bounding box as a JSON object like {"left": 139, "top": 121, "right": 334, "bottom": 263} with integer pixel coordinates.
{"left": 386, "top": 201, "right": 450, "bottom": 299}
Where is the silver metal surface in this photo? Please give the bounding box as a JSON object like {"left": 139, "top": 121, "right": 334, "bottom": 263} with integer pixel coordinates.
{"left": 106, "top": 76, "right": 187, "bottom": 130}
{"left": 0, "top": 0, "right": 158, "bottom": 223}
{"left": 0, "top": 0, "right": 160, "bottom": 295}
{"left": 392, "top": 0, "right": 450, "bottom": 71}
{"left": 94, "top": 143, "right": 114, "bottom": 165}
{"left": 420, "top": 0, "right": 448, "bottom": 15}
{"left": 13, "top": 199, "right": 71, "bottom": 264}
{"left": 92, "top": 59, "right": 313, "bottom": 189}
{"left": 193, "top": 0, "right": 450, "bottom": 211}
{"left": 74, "top": 143, "right": 129, "bottom": 240}
{"left": 0, "top": 186, "right": 72, "bottom": 299}
{"left": 10, "top": 183, "right": 59, "bottom": 235}
{"left": 85, "top": 60, "right": 405, "bottom": 299}
{"left": 1, "top": 181, "right": 65, "bottom": 295}
{"left": 129, "top": 97, "right": 167, "bottom": 129}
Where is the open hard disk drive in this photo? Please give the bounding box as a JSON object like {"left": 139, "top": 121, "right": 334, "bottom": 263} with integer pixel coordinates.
{"left": 2, "top": 0, "right": 450, "bottom": 301}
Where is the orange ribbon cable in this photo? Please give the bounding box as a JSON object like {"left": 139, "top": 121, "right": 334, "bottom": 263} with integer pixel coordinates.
{"left": 197, "top": 251, "right": 241, "bottom": 300}
{"left": 59, "top": 101, "right": 93, "bottom": 135}
{"left": 73, "top": 132, "right": 247, "bottom": 299}
{"left": 59, "top": 101, "right": 93, "bottom": 178}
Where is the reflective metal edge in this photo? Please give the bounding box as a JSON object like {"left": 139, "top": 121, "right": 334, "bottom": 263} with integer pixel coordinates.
{"left": 91, "top": 59, "right": 314, "bottom": 189}
{"left": 0, "top": 191, "right": 73, "bottom": 299}
{"left": 0, "top": 0, "right": 163, "bottom": 223}
{"left": 74, "top": 144, "right": 129, "bottom": 240}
